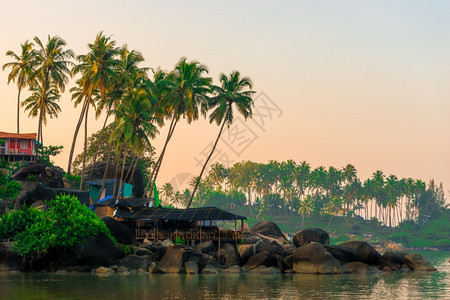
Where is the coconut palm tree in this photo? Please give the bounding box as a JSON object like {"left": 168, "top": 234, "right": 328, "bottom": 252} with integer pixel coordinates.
{"left": 109, "top": 84, "right": 160, "bottom": 199}
{"left": 68, "top": 32, "right": 119, "bottom": 175}
{"left": 21, "top": 82, "right": 61, "bottom": 131}
{"left": 32, "top": 35, "right": 74, "bottom": 144}
{"left": 2, "top": 40, "right": 36, "bottom": 133}
{"left": 161, "top": 182, "right": 174, "bottom": 203}
{"left": 187, "top": 71, "right": 255, "bottom": 208}
{"left": 145, "top": 57, "right": 212, "bottom": 198}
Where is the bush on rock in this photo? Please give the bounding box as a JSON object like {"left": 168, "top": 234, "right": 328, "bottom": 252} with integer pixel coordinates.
{"left": 10, "top": 194, "right": 114, "bottom": 260}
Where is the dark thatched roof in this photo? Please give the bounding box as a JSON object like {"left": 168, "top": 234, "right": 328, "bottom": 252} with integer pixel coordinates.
{"left": 115, "top": 206, "right": 246, "bottom": 221}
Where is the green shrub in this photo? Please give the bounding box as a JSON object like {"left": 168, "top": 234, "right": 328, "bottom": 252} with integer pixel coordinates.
{"left": 0, "top": 206, "right": 42, "bottom": 239}
{"left": 174, "top": 236, "right": 186, "bottom": 245}
{"left": 13, "top": 194, "right": 115, "bottom": 258}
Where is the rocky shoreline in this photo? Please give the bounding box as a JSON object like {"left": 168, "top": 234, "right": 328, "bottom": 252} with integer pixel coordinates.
{"left": 0, "top": 221, "right": 438, "bottom": 275}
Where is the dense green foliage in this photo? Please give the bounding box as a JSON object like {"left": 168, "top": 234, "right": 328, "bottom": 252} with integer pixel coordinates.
{"left": 6, "top": 194, "right": 114, "bottom": 258}
{"left": 165, "top": 161, "right": 448, "bottom": 228}
{"left": 0, "top": 206, "right": 42, "bottom": 239}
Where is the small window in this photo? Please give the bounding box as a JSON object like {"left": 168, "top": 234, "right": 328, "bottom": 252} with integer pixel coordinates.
{"left": 20, "top": 140, "right": 28, "bottom": 149}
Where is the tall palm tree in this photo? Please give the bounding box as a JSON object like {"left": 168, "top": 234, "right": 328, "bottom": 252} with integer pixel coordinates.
{"left": 2, "top": 40, "right": 36, "bottom": 133}
{"left": 32, "top": 35, "right": 74, "bottom": 144}
{"left": 187, "top": 71, "right": 255, "bottom": 208}
{"left": 68, "top": 32, "right": 119, "bottom": 175}
{"left": 145, "top": 57, "right": 212, "bottom": 198}
{"left": 21, "top": 82, "right": 61, "bottom": 131}
{"left": 110, "top": 84, "right": 160, "bottom": 199}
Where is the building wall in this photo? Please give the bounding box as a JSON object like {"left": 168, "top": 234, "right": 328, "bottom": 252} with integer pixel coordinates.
{"left": 5, "top": 138, "right": 34, "bottom": 155}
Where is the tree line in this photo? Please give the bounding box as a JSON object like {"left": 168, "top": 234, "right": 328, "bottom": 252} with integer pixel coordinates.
{"left": 3, "top": 32, "right": 255, "bottom": 204}
{"left": 160, "top": 160, "right": 447, "bottom": 227}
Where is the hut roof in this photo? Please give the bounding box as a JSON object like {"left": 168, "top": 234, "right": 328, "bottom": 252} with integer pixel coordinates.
{"left": 115, "top": 206, "right": 246, "bottom": 221}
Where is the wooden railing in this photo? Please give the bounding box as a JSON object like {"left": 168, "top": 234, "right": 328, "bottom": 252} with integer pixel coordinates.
{"left": 135, "top": 228, "right": 244, "bottom": 243}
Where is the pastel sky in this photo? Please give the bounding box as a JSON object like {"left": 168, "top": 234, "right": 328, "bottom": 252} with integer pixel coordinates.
{"left": 1, "top": 1, "right": 449, "bottom": 197}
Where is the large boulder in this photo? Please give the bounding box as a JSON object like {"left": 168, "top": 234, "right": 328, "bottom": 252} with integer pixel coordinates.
{"left": 185, "top": 261, "right": 199, "bottom": 274}
{"left": 217, "top": 242, "right": 238, "bottom": 265}
{"left": 158, "top": 245, "right": 192, "bottom": 273}
{"left": 117, "top": 254, "right": 156, "bottom": 270}
{"left": 382, "top": 251, "right": 408, "bottom": 267}
{"left": 259, "top": 241, "right": 284, "bottom": 256}
{"left": 37, "top": 166, "right": 64, "bottom": 188}
{"left": 244, "top": 251, "right": 278, "bottom": 270}
{"left": 0, "top": 242, "right": 22, "bottom": 271}
{"left": 324, "top": 245, "right": 358, "bottom": 263}
{"left": 101, "top": 217, "right": 133, "bottom": 245}
{"left": 12, "top": 164, "right": 46, "bottom": 181}
{"left": 195, "top": 240, "right": 215, "bottom": 254}
{"left": 71, "top": 233, "right": 125, "bottom": 266}
{"left": 292, "top": 242, "right": 344, "bottom": 274}
{"left": 404, "top": 253, "right": 437, "bottom": 271}
{"left": 293, "top": 228, "right": 329, "bottom": 248}
{"left": 343, "top": 262, "right": 382, "bottom": 274}
{"left": 14, "top": 182, "right": 56, "bottom": 209}
{"left": 237, "top": 242, "right": 263, "bottom": 265}
{"left": 251, "top": 221, "right": 287, "bottom": 240}
{"left": 340, "top": 241, "right": 381, "bottom": 265}
{"left": 84, "top": 162, "right": 144, "bottom": 197}
{"left": 12, "top": 164, "right": 64, "bottom": 188}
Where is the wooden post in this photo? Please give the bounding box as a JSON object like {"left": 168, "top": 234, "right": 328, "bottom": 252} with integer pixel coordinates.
{"left": 218, "top": 228, "right": 221, "bottom": 263}
{"left": 153, "top": 220, "right": 156, "bottom": 242}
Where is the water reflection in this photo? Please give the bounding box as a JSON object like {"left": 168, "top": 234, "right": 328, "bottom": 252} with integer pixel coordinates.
{"left": 0, "top": 252, "right": 448, "bottom": 300}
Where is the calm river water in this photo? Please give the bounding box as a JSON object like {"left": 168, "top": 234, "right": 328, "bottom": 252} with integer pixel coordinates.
{"left": 0, "top": 251, "right": 448, "bottom": 300}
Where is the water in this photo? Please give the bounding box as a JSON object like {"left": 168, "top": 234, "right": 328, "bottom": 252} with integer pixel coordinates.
{"left": 0, "top": 251, "right": 448, "bottom": 300}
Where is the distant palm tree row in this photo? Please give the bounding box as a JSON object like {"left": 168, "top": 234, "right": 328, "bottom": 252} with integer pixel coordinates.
{"left": 161, "top": 160, "right": 446, "bottom": 227}
{"left": 3, "top": 33, "right": 256, "bottom": 202}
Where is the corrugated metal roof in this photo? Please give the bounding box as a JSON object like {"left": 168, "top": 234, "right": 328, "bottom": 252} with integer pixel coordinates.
{"left": 0, "top": 132, "right": 37, "bottom": 140}
{"left": 115, "top": 206, "right": 246, "bottom": 221}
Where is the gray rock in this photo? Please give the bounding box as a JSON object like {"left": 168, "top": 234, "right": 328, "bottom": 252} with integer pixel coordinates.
{"left": 340, "top": 241, "right": 381, "bottom": 265}
{"left": 342, "top": 262, "right": 382, "bottom": 274}
{"left": 292, "top": 242, "right": 344, "bottom": 274}
{"left": 148, "top": 262, "right": 165, "bottom": 274}
{"left": 201, "top": 263, "right": 222, "bottom": 274}
{"left": 244, "top": 251, "right": 278, "bottom": 270}
{"left": 293, "top": 228, "right": 329, "bottom": 247}
{"left": 404, "top": 253, "right": 437, "bottom": 271}
{"left": 221, "top": 265, "right": 241, "bottom": 274}
{"left": 96, "top": 267, "right": 115, "bottom": 274}
{"left": 185, "top": 261, "right": 199, "bottom": 274}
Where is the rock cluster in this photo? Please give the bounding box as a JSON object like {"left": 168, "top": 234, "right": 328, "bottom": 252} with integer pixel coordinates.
{"left": 0, "top": 220, "right": 438, "bottom": 274}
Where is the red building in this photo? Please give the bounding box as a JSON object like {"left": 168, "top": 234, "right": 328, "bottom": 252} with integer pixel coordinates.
{"left": 0, "top": 132, "right": 37, "bottom": 161}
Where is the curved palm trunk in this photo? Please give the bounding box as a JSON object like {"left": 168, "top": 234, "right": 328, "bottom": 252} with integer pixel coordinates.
{"left": 17, "top": 87, "right": 21, "bottom": 134}
{"left": 118, "top": 149, "right": 128, "bottom": 200}
{"left": 97, "top": 142, "right": 114, "bottom": 202}
{"left": 79, "top": 103, "right": 90, "bottom": 190}
{"left": 144, "top": 117, "right": 178, "bottom": 197}
{"left": 112, "top": 145, "right": 123, "bottom": 200}
{"left": 67, "top": 97, "right": 89, "bottom": 174}
{"left": 187, "top": 116, "right": 227, "bottom": 208}
{"left": 87, "top": 113, "right": 110, "bottom": 182}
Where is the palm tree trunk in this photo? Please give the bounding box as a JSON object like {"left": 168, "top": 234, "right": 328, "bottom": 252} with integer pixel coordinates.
{"left": 248, "top": 187, "right": 254, "bottom": 218}
{"left": 124, "top": 153, "right": 136, "bottom": 183}
{"left": 67, "top": 97, "right": 89, "bottom": 174}
{"left": 129, "top": 157, "right": 139, "bottom": 185}
{"left": 17, "top": 87, "right": 21, "bottom": 134}
{"left": 145, "top": 117, "right": 178, "bottom": 198}
{"left": 112, "top": 145, "right": 123, "bottom": 199}
{"left": 97, "top": 142, "right": 114, "bottom": 202}
{"left": 87, "top": 113, "right": 110, "bottom": 182}
{"left": 118, "top": 149, "right": 128, "bottom": 200}
{"left": 187, "top": 116, "right": 228, "bottom": 208}
{"left": 79, "top": 103, "right": 90, "bottom": 190}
